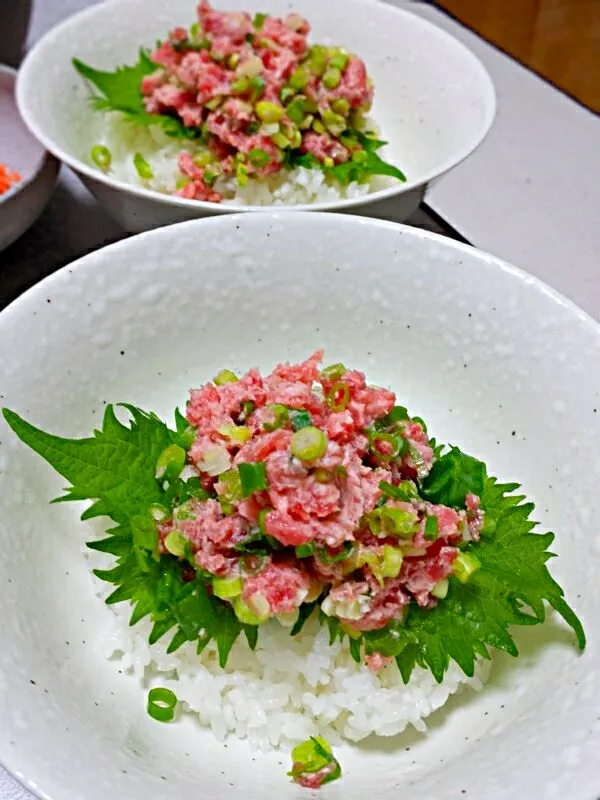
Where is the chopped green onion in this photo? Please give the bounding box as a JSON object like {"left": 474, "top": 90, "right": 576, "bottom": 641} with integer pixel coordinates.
{"left": 236, "top": 161, "right": 249, "bottom": 187}
{"left": 295, "top": 542, "right": 316, "bottom": 558}
{"left": 263, "top": 403, "right": 289, "bottom": 431}
{"left": 452, "top": 552, "right": 481, "bottom": 584}
{"left": 248, "top": 147, "right": 270, "bottom": 167}
{"left": 218, "top": 424, "right": 252, "bottom": 443}
{"left": 308, "top": 45, "right": 327, "bottom": 77}
{"left": 227, "top": 53, "right": 240, "bottom": 69}
{"left": 133, "top": 152, "right": 153, "bottom": 180}
{"left": 326, "top": 381, "right": 350, "bottom": 412}
{"left": 285, "top": 96, "right": 305, "bottom": 125}
{"left": 175, "top": 177, "right": 191, "bottom": 190}
{"left": 365, "top": 506, "right": 418, "bottom": 538}
{"left": 291, "top": 426, "right": 328, "bottom": 462}
{"left": 91, "top": 144, "right": 111, "bottom": 172}
{"left": 322, "top": 109, "right": 346, "bottom": 137}
{"left": 231, "top": 76, "right": 250, "bottom": 94}
{"left": 238, "top": 462, "right": 269, "bottom": 497}
{"left": 150, "top": 502, "right": 171, "bottom": 522}
{"left": 288, "top": 737, "right": 342, "bottom": 786}
{"left": 184, "top": 476, "right": 211, "bottom": 501}
{"left": 271, "top": 131, "right": 290, "bottom": 149}
{"left": 336, "top": 465, "right": 348, "bottom": 478}
{"left": 321, "top": 363, "right": 347, "bottom": 381}
{"left": 249, "top": 75, "right": 266, "bottom": 100}
{"left": 322, "top": 67, "right": 341, "bottom": 90}
{"left": 239, "top": 400, "right": 256, "bottom": 421}
{"left": 218, "top": 469, "right": 243, "bottom": 512}
{"left": 379, "top": 479, "right": 419, "bottom": 501}
{"left": 312, "top": 118, "right": 327, "bottom": 135}
{"left": 424, "top": 515, "right": 439, "bottom": 541}
{"left": 189, "top": 22, "right": 200, "bottom": 38}
{"left": 411, "top": 415, "right": 428, "bottom": 432}
{"left": 289, "top": 409, "right": 312, "bottom": 431}
{"left": 289, "top": 66, "right": 310, "bottom": 90}
{"left": 331, "top": 97, "right": 350, "bottom": 116}
{"left": 212, "top": 575, "right": 243, "bottom": 599}
{"left": 213, "top": 369, "right": 238, "bottom": 385}
{"left": 329, "top": 51, "right": 349, "bottom": 71}
{"left": 431, "top": 578, "right": 449, "bottom": 599}
{"left": 280, "top": 86, "right": 296, "bottom": 103}
{"left": 147, "top": 687, "right": 177, "bottom": 723}
{"left": 233, "top": 596, "right": 268, "bottom": 625}
{"left": 381, "top": 545, "right": 403, "bottom": 579}
{"left": 323, "top": 155, "right": 334, "bottom": 167}
{"left": 205, "top": 95, "right": 224, "bottom": 111}
{"left": 253, "top": 11, "right": 267, "bottom": 29}
{"left": 164, "top": 530, "right": 188, "bottom": 558}
{"left": 255, "top": 100, "right": 284, "bottom": 123}
{"left": 369, "top": 432, "right": 404, "bottom": 462}
{"left": 155, "top": 444, "right": 186, "bottom": 481}
{"left": 318, "top": 541, "right": 354, "bottom": 563}
{"left": 352, "top": 149, "right": 368, "bottom": 164}
{"left": 313, "top": 467, "right": 333, "bottom": 483}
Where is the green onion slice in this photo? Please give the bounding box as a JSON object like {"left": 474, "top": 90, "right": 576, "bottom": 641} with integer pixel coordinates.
{"left": 213, "top": 369, "right": 238, "bottom": 385}
{"left": 370, "top": 432, "right": 404, "bottom": 462}
{"left": 288, "top": 736, "right": 342, "bottom": 786}
{"left": 147, "top": 687, "right": 177, "bottom": 723}
{"left": 289, "top": 409, "right": 312, "bottom": 431}
{"left": 238, "top": 462, "right": 269, "bottom": 497}
{"left": 263, "top": 404, "right": 289, "bottom": 431}
{"left": 424, "top": 515, "right": 439, "bottom": 541}
{"left": 248, "top": 147, "right": 270, "bottom": 167}
{"left": 253, "top": 11, "right": 267, "bottom": 28}
{"left": 155, "top": 444, "right": 186, "bottom": 481}
{"left": 91, "top": 144, "right": 111, "bottom": 172}
{"left": 318, "top": 540, "right": 353, "bottom": 563}
{"left": 321, "top": 363, "right": 347, "bottom": 381}
{"left": 295, "top": 541, "right": 316, "bottom": 558}
{"left": 326, "top": 381, "right": 350, "bottom": 412}
{"left": 291, "top": 426, "right": 328, "bottom": 462}
{"left": 379, "top": 480, "right": 419, "bottom": 502}
{"left": 133, "top": 152, "right": 153, "bottom": 180}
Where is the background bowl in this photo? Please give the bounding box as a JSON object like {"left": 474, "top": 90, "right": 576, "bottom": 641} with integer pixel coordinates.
{"left": 0, "top": 65, "right": 58, "bottom": 253}
{"left": 16, "top": 0, "right": 495, "bottom": 233}
{"left": 0, "top": 213, "right": 598, "bottom": 799}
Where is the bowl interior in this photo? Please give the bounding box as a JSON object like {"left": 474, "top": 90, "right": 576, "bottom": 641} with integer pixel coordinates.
{"left": 0, "top": 213, "right": 598, "bottom": 800}
{"left": 0, "top": 66, "right": 47, "bottom": 196}
{"left": 16, "top": 0, "right": 495, "bottom": 209}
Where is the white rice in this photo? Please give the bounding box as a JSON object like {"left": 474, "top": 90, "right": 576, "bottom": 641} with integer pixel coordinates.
{"left": 88, "top": 112, "right": 394, "bottom": 206}
{"left": 88, "top": 548, "right": 490, "bottom": 751}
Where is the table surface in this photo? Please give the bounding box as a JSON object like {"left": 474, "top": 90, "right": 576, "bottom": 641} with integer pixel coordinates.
{"left": 2, "top": 1, "right": 600, "bottom": 797}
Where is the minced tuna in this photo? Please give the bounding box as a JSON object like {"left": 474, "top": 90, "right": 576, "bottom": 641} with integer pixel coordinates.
{"left": 157, "top": 352, "right": 483, "bottom": 641}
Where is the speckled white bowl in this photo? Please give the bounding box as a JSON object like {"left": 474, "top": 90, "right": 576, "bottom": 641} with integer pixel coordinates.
{"left": 0, "top": 65, "right": 58, "bottom": 253}
{"left": 15, "top": 0, "right": 495, "bottom": 232}
{"left": 0, "top": 213, "right": 598, "bottom": 800}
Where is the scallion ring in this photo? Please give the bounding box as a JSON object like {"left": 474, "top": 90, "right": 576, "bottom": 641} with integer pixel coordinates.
{"left": 91, "top": 144, "right": 111, "bottom": 172}
{"left": 147, "top": 687, "right": 178, "bottom": 722}
{"left": 370, "top": 432, "right": 404, "bottom": 462}
{"left": 326, "top": 381, "right": 350, "bottom": 412}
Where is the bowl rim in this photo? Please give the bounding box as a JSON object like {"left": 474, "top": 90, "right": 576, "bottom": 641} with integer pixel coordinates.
{"left": 15, "top": 0, "right": 497, "bottom": 214}
{"left": 1, "top": 211, "right": 599, "bottom": 800}
{"left": 0, "top": 63, "right": 57, "bottom": 208}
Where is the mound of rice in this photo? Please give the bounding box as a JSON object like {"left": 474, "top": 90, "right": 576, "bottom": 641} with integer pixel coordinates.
{"left": 89, "top": 113, "right": 393, "bottom": 206}
{"left": 90, "top": 555, "right": 490, "bottom": 751}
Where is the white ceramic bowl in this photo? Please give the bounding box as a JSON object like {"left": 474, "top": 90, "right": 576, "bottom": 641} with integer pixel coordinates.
{"left": 0, "top": 213, "right": 598, "bottom": 800}
{"left": 0, "top": 65, "right": 58, "bottom": 253}
{"left": 16, "top": 0, "right": 495, "bottom": 232}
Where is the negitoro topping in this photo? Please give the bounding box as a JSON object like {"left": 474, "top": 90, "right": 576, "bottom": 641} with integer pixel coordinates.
{"left": 72, "top": 2, "right": 407, "bottom": 204}
{"left": 2, "top": 350, "right": 586, "bottom": 789}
